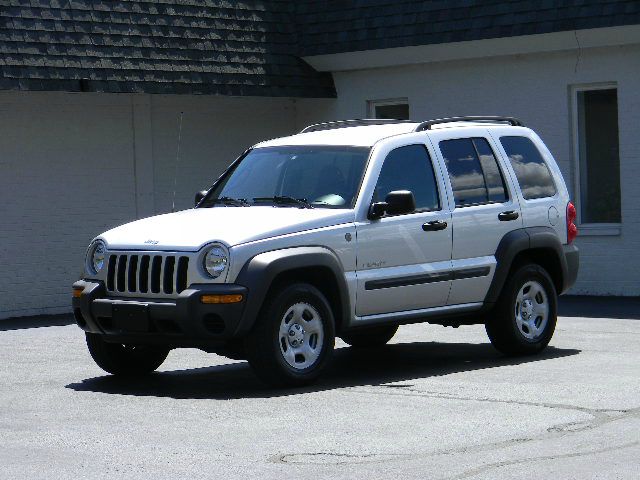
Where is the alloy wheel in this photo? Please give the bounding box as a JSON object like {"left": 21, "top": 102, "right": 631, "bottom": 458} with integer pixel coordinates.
{"left": 278, "top": 302, "right": 324, "bottom": 369}
{"left": 514, "top": 280, "right": 549, "bottom": 341}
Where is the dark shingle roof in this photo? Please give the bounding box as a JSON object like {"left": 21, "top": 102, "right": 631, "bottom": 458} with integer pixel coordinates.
{"left": 0, "top": 0, "right": 335, "bottom": 97}
{"left": 3, "top": 1, "right": 639, "bottom": 96}
{"left": 296, "top": 0, "right": 640, "bottom": 56}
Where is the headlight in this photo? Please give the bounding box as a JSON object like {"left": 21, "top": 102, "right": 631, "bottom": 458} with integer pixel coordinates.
{"left": 203, "top": 245, "right": 228, "bottom": 279}
{"left": 87, "top": 240, "right": 106, "bottom": 274}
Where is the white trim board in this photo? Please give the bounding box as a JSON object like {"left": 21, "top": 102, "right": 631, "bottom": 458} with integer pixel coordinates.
{"left": 303, "top": 24, "right": 640, "bottom": 72}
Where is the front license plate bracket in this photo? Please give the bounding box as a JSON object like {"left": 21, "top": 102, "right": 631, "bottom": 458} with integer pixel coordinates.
{"left": 112, "top": 303, "right": 150, "bottom": 332}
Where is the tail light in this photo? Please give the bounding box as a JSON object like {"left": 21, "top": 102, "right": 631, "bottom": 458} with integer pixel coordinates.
{"left": 567, "top": 202, "right": 578, "bottom": 244}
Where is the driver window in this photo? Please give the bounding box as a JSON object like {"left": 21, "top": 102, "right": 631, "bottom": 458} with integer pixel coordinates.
{"left": 373, "top": 144, "right": 440, "bottom": 212}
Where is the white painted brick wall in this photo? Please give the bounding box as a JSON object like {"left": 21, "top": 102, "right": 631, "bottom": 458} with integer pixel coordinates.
{"left": 0, "top": 93, "right": 137, "bottom": 318}
{"left": 299, "top": 44, "right": 640, "bottom": 295}
{"left": 0, "top": 92, "right": 296, "bottom": 319}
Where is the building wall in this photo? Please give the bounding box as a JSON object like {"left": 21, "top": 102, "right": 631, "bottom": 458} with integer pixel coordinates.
{"left": 299, "top": 44, "right": 640, "bottom": 295}
{"left": 0, "top": 92, "right": 296, "bottom": 319}
{"left": 1, "top": 43, "right": 637, "bottom": 320}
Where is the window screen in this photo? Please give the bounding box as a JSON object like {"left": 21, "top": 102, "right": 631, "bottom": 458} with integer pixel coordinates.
{"left": 576, "top": 88, "right": 620, "bottom": 223}
{"left": 439, "top": 138, "right": 508, "bottom": 207}
{"left": 500, "top": 136, "right": 556, "bottom": 200}
{"left": 374, "top": 144, "right": 440, "bottom": 212}
{"left": 374, "top": 103, "right": 409, "bottom": 120}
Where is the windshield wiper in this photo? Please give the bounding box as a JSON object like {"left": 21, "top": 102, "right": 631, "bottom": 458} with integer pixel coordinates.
{"left": 253, "top": 196, "right": 314, "bottom": 209}
{"left": 209, "top": 196, "right": 250, "bottom": 207}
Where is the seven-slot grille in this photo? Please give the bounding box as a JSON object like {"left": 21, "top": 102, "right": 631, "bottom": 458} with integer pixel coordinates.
{"left": 106, "top": 253, "right": 189, "bottom": 296}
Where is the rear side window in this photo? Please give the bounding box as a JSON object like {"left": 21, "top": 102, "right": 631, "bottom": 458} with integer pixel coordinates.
{"left": 373, "top": 144, "right": 440, "bottom": 212}
{"left": 439, "top": 137, "right": 508, "bottom": 207}
{"left": 500, "top": 136, "right": 557, "bottom": 200}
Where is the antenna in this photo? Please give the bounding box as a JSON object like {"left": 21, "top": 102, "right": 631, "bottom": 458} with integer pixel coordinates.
{"left": 171, "top": 111, "right": 184, "bottom": 213}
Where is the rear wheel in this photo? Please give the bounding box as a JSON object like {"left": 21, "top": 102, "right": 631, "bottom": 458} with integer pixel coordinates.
{"left": 85, "top": 333, "right": 169, "bottom": 376}
{"left": 486, "top": 263, "right": 557, "bottom": 355}
{"left": 340, "top": 325, "right": 398, "bottom": 348}
{"left": 245, "top": 283, "right": 335, "bottom": 387}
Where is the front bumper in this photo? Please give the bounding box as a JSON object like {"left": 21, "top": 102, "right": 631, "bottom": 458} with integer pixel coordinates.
{"left": 72, "top": 280, "right": 248, "bottom": 347}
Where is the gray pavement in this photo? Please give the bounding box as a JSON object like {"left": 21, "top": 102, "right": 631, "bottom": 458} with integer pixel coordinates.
{"left": 1, "top": 300, "right": 638, "bottom": 479}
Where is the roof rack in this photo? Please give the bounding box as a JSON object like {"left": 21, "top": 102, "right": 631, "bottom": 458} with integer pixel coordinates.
{"left": 300, "top": 118, "right": 414, "bottom": 134}
{"left": 414, "top": 116, "right": 524, "bottom": 132}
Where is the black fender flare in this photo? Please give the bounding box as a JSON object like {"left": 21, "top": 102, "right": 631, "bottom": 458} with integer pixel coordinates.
{"left": 232, "top": 246, "right": 351, "bottom": 337}
{"left": 484, "top": 226, "right": 573, "bottom": 304}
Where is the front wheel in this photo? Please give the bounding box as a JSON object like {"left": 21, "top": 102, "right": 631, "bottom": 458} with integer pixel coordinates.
{"left": 486, "top": 263, "right": 557, "bottom": 355}
{"left": 85, "top": 333, "right": 169, "bottom": 376}
{"left": 245, "top": 283, "right": 335, "bottom": 387}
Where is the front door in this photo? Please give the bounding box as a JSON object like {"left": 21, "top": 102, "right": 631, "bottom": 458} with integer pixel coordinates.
{"left": 355, "top": 143, "right": 453, "bottom": 317}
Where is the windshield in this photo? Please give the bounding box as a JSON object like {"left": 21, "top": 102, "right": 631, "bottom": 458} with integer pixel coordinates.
{"left": 200, "top": 146, "right": 371, "bottom": 209}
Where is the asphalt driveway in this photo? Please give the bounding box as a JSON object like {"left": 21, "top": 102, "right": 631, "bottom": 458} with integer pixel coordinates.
{"left": 0, "top": 298, "right": 638, "bottom": 479}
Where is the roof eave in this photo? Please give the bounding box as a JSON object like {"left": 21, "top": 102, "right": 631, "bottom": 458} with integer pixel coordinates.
{"left": 302, "top": 24, "right": 640, "bottom": 72}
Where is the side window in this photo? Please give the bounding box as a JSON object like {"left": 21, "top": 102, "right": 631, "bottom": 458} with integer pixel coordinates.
{"left": 368, "top": 98, "right": 410, "bottom": 120}
{"left": 474, "top": 138, "right": 509, "bottom": 203}
{"left": 500, "top": 136, "right": 557, "bottom": 200}
{"left": 439, "top": 138, "right": 508, "bottom": 207}
{"left": 374, "top": 144, "right": 440, "bottom": 213}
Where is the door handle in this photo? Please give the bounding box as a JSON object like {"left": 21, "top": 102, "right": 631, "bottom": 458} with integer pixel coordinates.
{"left": 422, "top": 220, "right": 448, "bottom": 231}
{"left": 498, "top": 210, "right": 519, "bottom": 221}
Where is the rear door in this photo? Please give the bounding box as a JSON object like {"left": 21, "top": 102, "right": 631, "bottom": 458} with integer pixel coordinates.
{"left": 355, "top": 141, "right": 452, "bottom": 317}
{"left": 429, "top": 129, "right": 523, "bottom": 305}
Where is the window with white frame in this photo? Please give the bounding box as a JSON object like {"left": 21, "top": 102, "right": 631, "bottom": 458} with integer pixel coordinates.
{"left": 367, "top": 98, "right": 410, "bottom": 120}
{"left": 572, "top": 84, "right": 621, "bottom": 227}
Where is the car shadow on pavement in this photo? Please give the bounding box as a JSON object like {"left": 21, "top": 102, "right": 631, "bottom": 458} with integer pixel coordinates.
{"left": 66, "top": 342, "right": 580, "bottom": 400}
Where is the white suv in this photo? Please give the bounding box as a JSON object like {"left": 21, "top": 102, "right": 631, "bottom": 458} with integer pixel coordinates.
{"left": 73, "top": 116, "right": 579, "bottom": 387}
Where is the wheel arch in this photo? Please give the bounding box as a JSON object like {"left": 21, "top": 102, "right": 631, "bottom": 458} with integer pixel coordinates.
{"left": 510, "top": 248, "right": 563, "bottom": 294}
{"left": 485, "top": 227, "right": 569, "bottom": 304}
{"left": 233, "top": 247, "right": 350, "bottom": 337}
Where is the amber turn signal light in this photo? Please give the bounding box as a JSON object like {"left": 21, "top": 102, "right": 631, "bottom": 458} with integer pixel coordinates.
{"left": 200, "top": 294, "right": 243, "bottom": 304}
{"left": 72, "top": 286, "right": 84, "bottom": 298}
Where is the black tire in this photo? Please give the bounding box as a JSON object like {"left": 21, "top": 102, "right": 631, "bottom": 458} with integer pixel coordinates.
{"left": 85, "top": 333, "right": 169, "bottom": 376}
{"left": 340, "top": 325, "right": 398, "bottom": 348}
{"left": 244, "top": 283, "right": 335, "bottom": 387}
{"left": 486, "top": 263, "right": 557, "bottom": 355}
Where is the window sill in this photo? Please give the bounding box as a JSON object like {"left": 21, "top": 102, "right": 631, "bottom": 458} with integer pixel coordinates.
{"left": 577, "top": 224, "right": 621, "bottom": 236}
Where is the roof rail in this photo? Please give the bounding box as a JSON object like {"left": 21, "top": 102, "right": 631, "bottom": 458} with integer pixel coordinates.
{"left": 300, "top": 118, "right": 414, "bottom": 134}
{"left": 414, "top": 116, "right": 524, "bottom": 132}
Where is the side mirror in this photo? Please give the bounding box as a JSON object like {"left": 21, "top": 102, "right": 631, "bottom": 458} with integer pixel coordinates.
{"left": 195, "top": 190, "right": 208, "bottom": 207}
{"left": 368, "top": 201, "right": 388, "bottom": 220}
{"left": 384, "top": 190, "right": 416, "bottom": 216}
{"left": 367, "top": 191, "right": 416, "bottom": 219}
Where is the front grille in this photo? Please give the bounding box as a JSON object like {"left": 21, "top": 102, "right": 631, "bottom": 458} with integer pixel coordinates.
{"left": 106, "top": 253, "right": 189, "bottom": 296}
